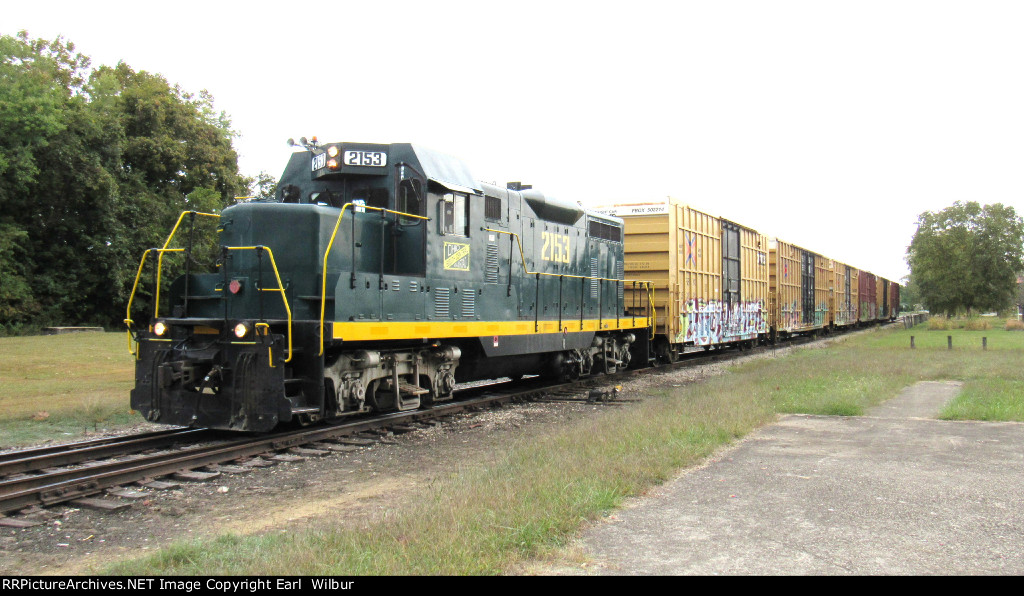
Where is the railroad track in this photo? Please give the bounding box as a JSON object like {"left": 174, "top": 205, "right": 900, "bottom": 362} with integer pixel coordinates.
{"left": 0, "top": 325, "right": 881, "bottom": 521}
{"left": 0, "top": 376, "right": 576, "bottom": 518}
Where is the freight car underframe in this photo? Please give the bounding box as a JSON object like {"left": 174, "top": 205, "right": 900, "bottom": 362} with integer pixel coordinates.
{"left": 130, "top": 319, "right": 645, "bottom": 433}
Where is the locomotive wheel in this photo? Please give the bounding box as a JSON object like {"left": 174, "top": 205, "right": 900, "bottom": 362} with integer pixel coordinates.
{"left": 618, "top": 344, "right": 632, "bottom": 369}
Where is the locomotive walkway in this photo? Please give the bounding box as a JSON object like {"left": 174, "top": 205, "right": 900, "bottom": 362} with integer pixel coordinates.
{"left": 556, "top": 381, "right": 1024, "bottom": 575}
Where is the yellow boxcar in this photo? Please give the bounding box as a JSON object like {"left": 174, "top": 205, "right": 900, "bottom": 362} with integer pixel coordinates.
{"left": 769, "top": 239, "right": 830, "bottom": 336}
{"left": 877, "top": 277, "right": 889, "bottom": 322}
{"left": 599, "top": 199, "right": 768, "bottom": 359}
{"left": 832, "top": 261, "right": 857, "bottom": 327}
{"left": 814, "top": 254, "right": 831, "bottom": 327}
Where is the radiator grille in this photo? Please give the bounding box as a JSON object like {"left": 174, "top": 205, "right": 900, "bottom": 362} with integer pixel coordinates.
{"left": 434, "top": 288, "right": 450, "bottom": 318}
{"left": 616, "top": 260, "right": 624, "bottom": 301}
{"left": 485, "top": 245, "right": 499, "bottom": 284}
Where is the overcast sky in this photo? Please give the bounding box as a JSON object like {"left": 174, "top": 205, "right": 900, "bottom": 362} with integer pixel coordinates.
{"left": 7, "top": 0, "right": 1024, "bottom": 281}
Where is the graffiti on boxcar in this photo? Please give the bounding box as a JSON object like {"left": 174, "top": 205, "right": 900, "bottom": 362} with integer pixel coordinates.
{"left": 780, "top": 299, "right": 801, "bottom": 331}
{"left": 834, "top": 306, "right": 856, "bottom": 326}
{"left": 677, "top": 299, "right": 766, "bottom": 345}
{"left": 815, "top": 303, "right": 828, "bottom": 327}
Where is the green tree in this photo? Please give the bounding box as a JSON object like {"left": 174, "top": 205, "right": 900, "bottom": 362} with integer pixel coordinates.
{"left": 0, "top": 32, "right": 246, "bottom": 331}
{"left": 899, "top": 275, "right": 921, "bottom": 311}
{"left": 0, "top": 224, "right": 37, "bottom": 327}
{"left": 906, "top": 201, "right": 1024, "bottom": 316}
{"left": 247, "top": 171, "right": 278, "bottom": 201}
{"left": 0, "top": 32, "right": 91, "bottom": 328}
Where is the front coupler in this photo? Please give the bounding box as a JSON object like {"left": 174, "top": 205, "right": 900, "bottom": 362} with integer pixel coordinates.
{"left": 131, "top": 334, "right": 288, "bottom": 432}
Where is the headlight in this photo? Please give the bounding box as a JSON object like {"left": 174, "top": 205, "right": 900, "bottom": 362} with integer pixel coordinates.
{"left": 153, "top": 320, "right": 168, "bottom": 337}
{"left": 233, "top": 322, "right": 250, "bottom": 339}
{"left": 327, "top": 145, "right": 339, "bottom": 158}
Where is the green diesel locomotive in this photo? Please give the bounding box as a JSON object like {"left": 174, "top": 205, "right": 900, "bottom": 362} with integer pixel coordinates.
{"left": 127, "top": 141, "right": 654, "bottom": 431}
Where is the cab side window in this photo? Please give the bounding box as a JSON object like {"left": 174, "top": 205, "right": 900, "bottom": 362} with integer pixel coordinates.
{"left": 442, "top": 192, "right": 469, "bottom": 236}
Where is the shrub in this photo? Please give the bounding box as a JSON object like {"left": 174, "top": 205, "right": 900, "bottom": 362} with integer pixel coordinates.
{"left": 964, "top": 318, "right": 991, "bottom": 331}
{"left": 1006, "top": 318, "right": 1024, "bottom": 331}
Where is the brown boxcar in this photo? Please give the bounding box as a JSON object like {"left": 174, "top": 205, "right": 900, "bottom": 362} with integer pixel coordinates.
{"left": 889, "top": 282, "right": 900, "bottom": 319}
{"left": 600, "top": 199, "right": 768, "bottom": 360}
{"left": 878, "top": 278, "right": 889, "bottom": 322}
{"left": 859, "top": 270, "right": 877, "bottom": 322}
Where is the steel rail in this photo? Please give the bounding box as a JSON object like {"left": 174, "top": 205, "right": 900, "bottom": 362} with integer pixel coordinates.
{"left": 0, "top": 428, "right": 212, "bottom": 478}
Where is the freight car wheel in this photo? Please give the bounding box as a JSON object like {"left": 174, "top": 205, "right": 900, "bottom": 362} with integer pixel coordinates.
{"left": 654, "top": 339, "right": 677, "bottom": 364}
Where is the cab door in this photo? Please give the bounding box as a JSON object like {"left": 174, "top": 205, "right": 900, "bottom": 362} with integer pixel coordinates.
{"left": 381, "top": 176, "right": 427, "bottom": 322}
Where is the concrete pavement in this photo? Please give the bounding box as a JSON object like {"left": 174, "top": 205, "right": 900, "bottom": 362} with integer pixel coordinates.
{"left": 572, "top": 381, "right": 1024, "bottom": 575}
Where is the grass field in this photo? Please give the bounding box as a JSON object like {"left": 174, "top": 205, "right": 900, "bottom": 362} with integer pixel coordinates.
{"left": 0, "top": 332, "right": 137, "bottom": 448}
{"left": 98, "top": 322, "right": 1024, "bottom": 575}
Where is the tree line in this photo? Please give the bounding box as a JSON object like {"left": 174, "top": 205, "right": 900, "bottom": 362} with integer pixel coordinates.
{"left": 0, "top": 32, "right": 272, "bottom": 333}
{"left": 906, "top": 201, "right": 1024, "bottom": 317}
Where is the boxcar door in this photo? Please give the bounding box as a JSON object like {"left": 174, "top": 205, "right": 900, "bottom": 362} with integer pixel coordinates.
{"left": 801, "top": 251, "right": 815, "bottom": 325}
{"left": 722, "top": 222, "right": 741, "bottom": 340}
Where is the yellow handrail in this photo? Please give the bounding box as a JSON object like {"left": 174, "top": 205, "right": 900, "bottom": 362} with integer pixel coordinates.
{"left": 125, "top": 211, "right": 220, "bottom": 357}
{"left": 154, "top": 211, "right": 221, "bottom": 319}
{"left": 125, "top": 247, "right": 156, "bottom": 356}
{"left": 124, "top": 245, "right": 294, "bottom": 364}
{"left": 648, "top": 282, "right": 657, "bottom": 339}
{"left": 318, "top": 203, "right": 429, "bottom": 355}
{"left": 227, "top": 246, "right": 294, "bottom": 363}
{"left": 124, "top": 247, "right": 184, "bottom": 356}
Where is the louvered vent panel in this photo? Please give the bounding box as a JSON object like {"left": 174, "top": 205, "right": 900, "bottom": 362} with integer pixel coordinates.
{"left": 462, "top": 290, "right": 475, "bottom": 319}
{"left": 590, "top": 258, "right": 599, "bottom": 299}
{"left": 617, "top": 260, "right": 624, "bottom": 301}
{"left": 485, "top": 245, "right": 500, "bottom": 283}
{"left": 434, "top": 288, "right": 450, "bottom": 318}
